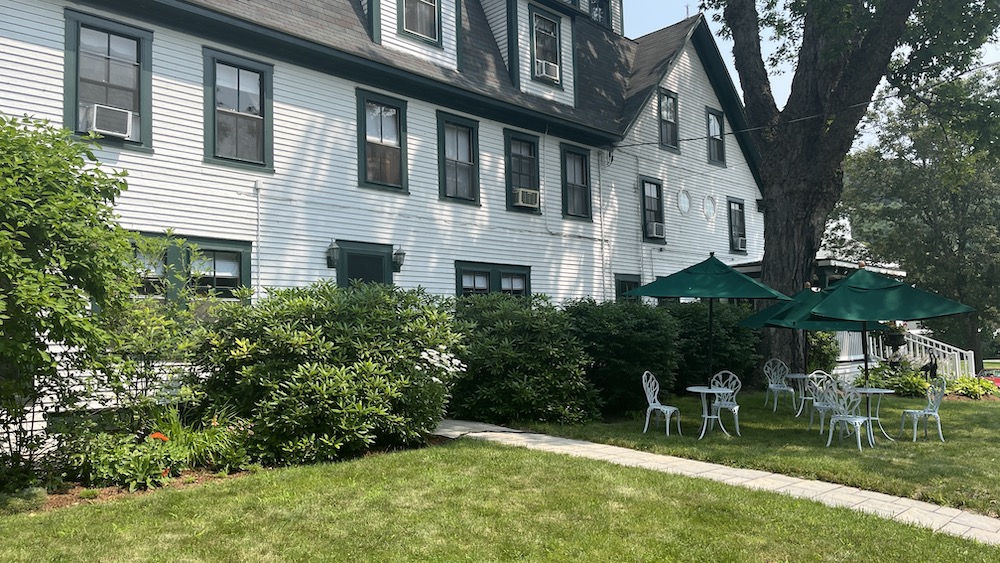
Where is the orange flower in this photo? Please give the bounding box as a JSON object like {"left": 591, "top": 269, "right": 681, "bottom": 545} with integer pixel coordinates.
{"left": 162, "top": 468, "right": 170, "bottom": 477}
{"left": 150, "top": 431, "right": 169, "bottom": 442}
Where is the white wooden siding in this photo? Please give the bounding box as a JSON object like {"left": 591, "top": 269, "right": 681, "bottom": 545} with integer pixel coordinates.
{"left": 518, "top": 0, "right": 575, "bottom": 106}
{"left": 378, "top": 0, "right": 459, "bottom": 71}
{"left": 605, "top": 41, "right": 764, "bottom": 284}
{"left": 2, "top": 0, "right": 761, "bottom": 305}
{"left": 480, "top": 0, "right": 509, "bottom": 68}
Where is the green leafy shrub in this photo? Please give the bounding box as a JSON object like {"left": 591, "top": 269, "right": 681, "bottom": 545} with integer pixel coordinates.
{"left": 64, "top": 432, "right": 178, "bottom": 492}
{"left": 564, "top": 299, "right": 678, "bottom": 418}
{"left": 657, "top": 301, "right": 761, "bottom": 392}
{"left": 451, "top": 294, "right": 599, "bottom": 425}
{"left": 196, "top": 282, "right": 463, "bottom": 465}
{"left": 149, "top": 407, "right": 250, "bottom": 472}
{"left": 865, "top": 360, "right": 929, "bottom": 397}
{"left": 948, "top": 376, "right": 998, "bottom": 400}
{"left": 807, "top": 331, "right": 839, "bottom": 374}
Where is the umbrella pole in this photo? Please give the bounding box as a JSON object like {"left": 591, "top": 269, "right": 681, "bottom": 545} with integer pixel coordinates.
{"left": 863, "top": 325, "right": 873, "bottom": 442}
{"left": 708, "top": 298, "right": 714, "bottom": 381}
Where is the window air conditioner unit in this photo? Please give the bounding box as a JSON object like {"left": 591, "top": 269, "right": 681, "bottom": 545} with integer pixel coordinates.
{"left": 736, "top": 236, "right": 747, "bottom": 251}
{"left": 88, "top": 104, "right": 132, "bottom": 138}
{"left": 646, "top": 222, "right": 665, "bottom": 239}
{"left": 535, "top": 60, "right": 559, "bottom": 82}
{"left": 514, "top": 188, "right": 540, "bottom": 208}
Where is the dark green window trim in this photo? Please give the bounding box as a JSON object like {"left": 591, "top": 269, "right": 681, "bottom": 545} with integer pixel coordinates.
{"left": 659, "top": 89, "right": 680, "bottom": 152}
{"left": 397, "top": 0, "right": 443, "bottom": 47}
{"left": 437, "top": 111, "right": 480, "bottom": 204}
{"left": 727, "top": 197, "right": 747, "bottom": 254}
{"left": 63, "top": 9, "right": 153, "bottom": 151}
{"left": 334, "top": 240, "right": 393, "bottom": 287}
{"left": 528, "top": 5, "right": 563, "bottom": 88}
{"left": 707, "top": 107, "right": 726, "bottom": 166}
{"left": 367, "top": 0, "right": 381, "bottom": 44}
{"left": 506, "top": 0, "right": 520, "bottom": 89}
{"left": 504, "top": 129, "right": 541, "bottom": 213}
{"left": 560, "top": 143, "right": 591, "bottom": 220}
{"left": 615, "top": 273, "right": 640, "bottom": 302}
{"left": 357, "top": 89, "right": 409, "bottom": 192}
{"left": 455, "top": 261, "right": 530, "bottom": 296}
{"left": 203, "top": 48, "right": 274, "bottom": 171}
{"left": 136, "top": 232, "right": 251, "bottom": 300}
{"left": 640, "top": 176, "right": 665, "bottom": 244}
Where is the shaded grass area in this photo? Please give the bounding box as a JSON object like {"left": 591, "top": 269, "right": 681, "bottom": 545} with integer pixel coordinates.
{"left": 523, "top": 391, "right": 1000, "bottom": 516}
{"left": 0, "top": 439, "right": 997, "bottom": 561}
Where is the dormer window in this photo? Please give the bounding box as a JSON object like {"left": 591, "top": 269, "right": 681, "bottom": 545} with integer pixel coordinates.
{"left": 403, "top": 0, "right": 438, "bottom": 42}
{"left": 590, "top": 0, "right": 611, "bottom": 28}
{"left": 533, "top": 13, "right": 560, "bottom": 83}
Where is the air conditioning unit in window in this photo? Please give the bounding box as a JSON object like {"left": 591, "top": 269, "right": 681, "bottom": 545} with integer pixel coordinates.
{"left": 535, "top": 60, "right": 560, "bottom": 82}
{"left": 646, "top": 222, "right": 665, "bottom": 239}
{"left": 87, "top": 104, "right": 132, "bottom": 138}
{"left": 514, "top": 188, "right": 540, "bottom": 208}
{"left": 736, "top": 236, "right": 747, "bottom": 251}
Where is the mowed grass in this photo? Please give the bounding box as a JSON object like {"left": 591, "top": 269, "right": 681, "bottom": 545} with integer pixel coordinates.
{"left": 1, "top": 439, "right": 998, "bottom": 562}
{"left": 984, "top": 359, "right": 1000, "bottom": 370}
{"left": 524, "top": 390, "right": 1000, "bottom": 516}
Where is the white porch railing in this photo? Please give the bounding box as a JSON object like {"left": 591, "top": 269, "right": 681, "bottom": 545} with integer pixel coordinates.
{"left": 836, "top": 331, "right": 975, "bottom": 379}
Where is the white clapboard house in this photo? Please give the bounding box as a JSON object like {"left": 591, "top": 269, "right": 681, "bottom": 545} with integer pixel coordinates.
{"left": 1, "top": 0, "right": 765, "bottom": 302}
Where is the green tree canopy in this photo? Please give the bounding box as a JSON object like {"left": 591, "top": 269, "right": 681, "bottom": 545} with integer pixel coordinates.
{"left": 699, "top": 0, "right": 1000, "bottom": 369}
{"left": 839, "top": 72, "right": 1000, "bottom": 368}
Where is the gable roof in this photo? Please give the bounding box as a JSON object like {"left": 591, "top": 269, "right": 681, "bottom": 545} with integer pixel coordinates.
{"left": 78, "top": 0, "right": 759, "bottom": 179}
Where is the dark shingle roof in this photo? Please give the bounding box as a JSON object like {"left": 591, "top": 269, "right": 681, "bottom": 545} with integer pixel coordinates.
{"left": 82, "top": 0, "right": 756, "bottom": 172}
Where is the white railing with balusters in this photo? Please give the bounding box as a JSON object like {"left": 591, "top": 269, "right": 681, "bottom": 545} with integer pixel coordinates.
{"left": 836, "top": 330, "right": 975, "bottom": 380}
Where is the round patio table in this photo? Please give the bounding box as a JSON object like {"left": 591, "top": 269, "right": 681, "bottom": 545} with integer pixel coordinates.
{"left": 854, "top": 387, "right": 895, "bottom": 442}
{"left": 686, "top": 385, "right": 732, "bottom": 440}
{"left": 785, "top": 373, "right": 809, "bottom": 416}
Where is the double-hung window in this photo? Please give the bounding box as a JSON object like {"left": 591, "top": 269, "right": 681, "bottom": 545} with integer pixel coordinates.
{"left": 615, "top": 274, "right": 641, "bottom": 302}
{"left": 642, "top": 178, "right": 664, "bottom": 240}
{"left": 728, "top": 198, "right": 747, "bottom": 252}
{"left": 438, "top": 113, "right": 479, "bottom": 202}
{"left": 204, "top": 48, "right": 273, "bottom": 168}
{"left": 561, "top": 145, "right": 591, "bottom": 219}
{"left": 532, "top": 11, "right": 560, "bottom": 83}
{"left": 659, "top": 90, "right": 679, "bottom": 149}
{"left": 456, "top": 261, "right": 531, "bottom": 297}
{"left": 505, "top": 130, "right": 539, "bottom": 211}
{"left": 64, "top": 10, "right": 152, "bottom": 148}
{"left": 401, "top": 0, "right": 439, "bottom": 42}
{"left": 707, "top": 108, "right": 725, "bottom": 164}
{"left": 135, "top": 234, "right": 250, "bottom": 300}
{"left": 358, "top": 90, "right": 407, "bottom": 190}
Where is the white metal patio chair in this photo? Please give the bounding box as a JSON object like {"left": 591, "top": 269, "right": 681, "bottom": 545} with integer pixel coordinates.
{"left": 762, "top": 358, "right": 795, "bottom": 412}
{"left": 804, "top": 370, "right": 836, "bottom": 434}
{"left": 824, "top": 380, "right": 872, "bottom": 452}
{"left": 710, "top": 370, "right": 742, "bottom": 436}
{"left": 900, "top": 376, "right": 947, "bottom": 442}
{"left": 642, "top": 371, "right": 682, "bottom": 436}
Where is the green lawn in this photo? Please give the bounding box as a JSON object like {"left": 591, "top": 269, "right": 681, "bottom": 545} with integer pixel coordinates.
{"left": 984, "top": 359, "right": 1000, "bottom": 370}
{"left": 523, "top": 390, "right": 1000, "bottom": 517}
{"left": 1, "top": 439, "right": 998, "bottom": 561}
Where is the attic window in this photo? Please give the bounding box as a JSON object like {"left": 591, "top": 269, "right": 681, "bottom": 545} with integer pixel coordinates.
{"left": 533, "top": 13, "right": 560, "bottom": 83}
{"left": 403, "top": 0, "right": 438, "bottom": 42}
{"left": 590, "top": 0, "right": 611, "bottom": 28}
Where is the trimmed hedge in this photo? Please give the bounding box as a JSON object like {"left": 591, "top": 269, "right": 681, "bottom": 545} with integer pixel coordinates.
{"left": 564, "top": 299, "right": 679, "bottom": 418}
{"left": 450, "top": 294, "right": 600, "bottom": 425}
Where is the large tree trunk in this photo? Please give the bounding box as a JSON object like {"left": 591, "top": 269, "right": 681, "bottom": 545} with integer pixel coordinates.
{"left": 720, "top": 0, "right": 920, "bottom": 369}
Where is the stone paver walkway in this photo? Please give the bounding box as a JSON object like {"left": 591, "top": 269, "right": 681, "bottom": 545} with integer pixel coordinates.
{"left": 433, "top": 419, "right": 1000, "bottom": 546}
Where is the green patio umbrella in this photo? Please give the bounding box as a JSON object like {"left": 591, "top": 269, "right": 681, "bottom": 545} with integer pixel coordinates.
{"left": 740, "top": 287, "right": 888, "bottom": 371}
{"left": 807, "top": 268, "right": 975, "bottom": 385}
{"left": 625, "top": 253, "right": 790, "bottom": 378}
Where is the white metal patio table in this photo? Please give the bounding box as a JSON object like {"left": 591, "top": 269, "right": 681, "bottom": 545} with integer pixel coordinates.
{"left": 686, "top": 385, "right": 732, "bottom": 440}
{"left": 785, "top": 373, "right": 809, "bottom": 416}
{"left": 854, "top": 387, "right": 896, "bottom": 442}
